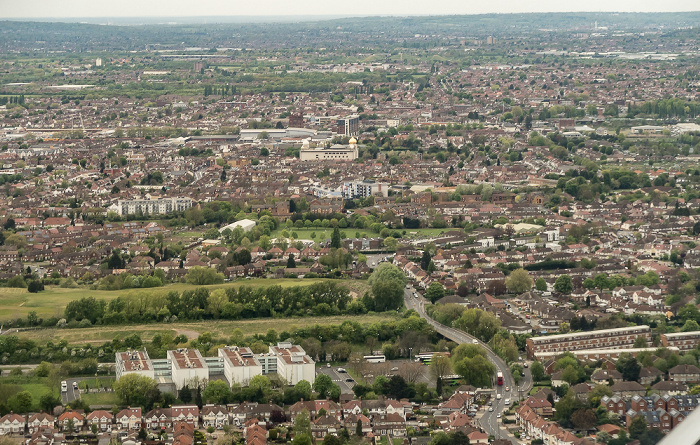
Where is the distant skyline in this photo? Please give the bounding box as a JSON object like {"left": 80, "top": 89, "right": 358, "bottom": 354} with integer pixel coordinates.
{"left": 1, "top": 0, "right": 698, "bottom": 20}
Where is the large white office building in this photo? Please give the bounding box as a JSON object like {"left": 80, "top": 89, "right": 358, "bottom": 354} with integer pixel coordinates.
{"left": 116, "top": 343, "right": 315, "bottom": 390}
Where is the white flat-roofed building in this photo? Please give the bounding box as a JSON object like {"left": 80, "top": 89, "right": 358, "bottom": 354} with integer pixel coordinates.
{"left": 116, "top": 197, "right": 193, "bottom": 216}
{"left": 526, "top": 325, "right": 651, "bottom": 359}
{"left": 300, "top": 138, "right": 358, "bottom": 161}
{"left": 168, "top": 348, "right": 209, "bottom": 389}
{"left": 661, "top": 331, "right": 700, "bottom": 351}
{"left": 219, "top": 346, "right": 262, "bottom": 386}
{"left": 342, "top": 179, "right": 389, "bottom": 199}
{"left": 116, "top": 350, "right": 155, "bottom": 380}
{"left": 270, "top": 342, "right": 315, "bottom": 385}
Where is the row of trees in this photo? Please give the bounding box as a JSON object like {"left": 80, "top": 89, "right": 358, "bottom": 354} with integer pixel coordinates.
{"left": 64, "top": 281, "right": 358, "bottom": 325}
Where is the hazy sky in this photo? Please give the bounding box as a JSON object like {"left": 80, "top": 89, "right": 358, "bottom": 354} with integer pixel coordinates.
{"left": 1, "top": 0, "right": 698, "bottom": 19}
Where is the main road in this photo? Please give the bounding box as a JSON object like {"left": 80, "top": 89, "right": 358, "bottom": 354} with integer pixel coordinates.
{"left": 404, "top": 287, "right": 532, "bottom": 444}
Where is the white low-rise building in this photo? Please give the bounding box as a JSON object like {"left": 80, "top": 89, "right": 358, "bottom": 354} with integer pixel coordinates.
{"left": 219, "top": 346, "right": 262, "bottom": 386}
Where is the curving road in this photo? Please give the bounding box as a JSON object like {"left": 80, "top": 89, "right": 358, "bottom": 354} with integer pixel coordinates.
{"left": 404, "top": 287, "right": 532, "bottom": 443}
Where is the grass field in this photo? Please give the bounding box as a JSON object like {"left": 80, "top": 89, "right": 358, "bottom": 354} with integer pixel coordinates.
{"left": 0, "top": 376, "right": 57, "bottom": 411}
{"left": 14, "top": 313, "right": 396, "bottom": 344}
{"left": 81, "top": 391, "right": 120, "bottom": 408}
{"left": 0, "top": 277, "right": 364, "bottom": 322}
{"left": 78, "top": 377, "right": 115, "bottom": 391}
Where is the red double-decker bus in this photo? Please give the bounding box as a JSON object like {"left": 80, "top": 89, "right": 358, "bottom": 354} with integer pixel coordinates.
{"left": 496, "top": 371, "right": 504, "bottom": 385}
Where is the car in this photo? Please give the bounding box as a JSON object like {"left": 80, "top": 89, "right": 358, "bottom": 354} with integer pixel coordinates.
{"left": 61, "top": 381, "right": 68, "bottom": 392}
{"left": 345, "top": 378, "right": 354, "bottom": 382}
{"left": 487, "top": 401, "right": 492, "bottom": 406}
{"left": 496, "top": 413, "right": 501, "bottom": 418}
{"left": 505, "top": 398, "right": 511, "bottom": 405}
{"left": 523, "top": 363, "right": 529, "bottom": 368}
{"left": 327, "top": 363, "right": 331, "bottom": 368}
{"left": 488, "top": 407, "right": 493, "bottom": 412}
{"left": 496, "top": 394, "right": 502, "bottom": 400}
{"left": 472, "top": 339, "right": 478, "bottom": 344}
{"left": 506, "top": 386, "right": 510, "bottom": 391}
{"left": 337, "top": 368, "right": 346, "bottom": 373}
{"left": 73, "top": 382, "right": 78, "bottom": 389}
{"left": 467, "top": 412, "right": 476, "bottom": 417}
{"left": 391, "top": 367, "right": 399, "bottom": 371}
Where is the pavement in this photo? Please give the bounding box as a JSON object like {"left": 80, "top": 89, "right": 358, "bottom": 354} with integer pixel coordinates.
{"left": 316, "top": 365, "right": 357, "bottom": 394}
{"left": 62, "top": 378, "right": 82, "bottom": 404}
{"left": 404, "top": 287, "right": 533, "bottom": 444}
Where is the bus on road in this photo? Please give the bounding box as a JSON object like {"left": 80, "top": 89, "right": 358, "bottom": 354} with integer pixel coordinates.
{"left": 496, "top": 371, "right": 504, "bottom": 385}
{"left": 363, "top": 355, "right": 386, "bottom": 363}
{"left": 415, "top": 352, "right": 451, "bottom": 364}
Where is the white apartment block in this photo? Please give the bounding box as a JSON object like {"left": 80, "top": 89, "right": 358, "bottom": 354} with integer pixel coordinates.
{"left": 168, "top": 348, "right": 209, "bottom": 389}
{"left": 116, "top": 350, "right": 155, "bottom": 380}
{"left": 116, "top": 343, "right": 315, "bottom": 390}
{"left": 115, "top": 197, "right": 193, "bottom": 216}
{"left": 270, "top": 342, "right": 316, "bottom": 385}
{"left": 219, "top": 346, "right": 262, "bottom": 386}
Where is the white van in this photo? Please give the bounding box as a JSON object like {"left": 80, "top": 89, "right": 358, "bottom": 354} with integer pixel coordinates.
{"left": 496, "top": 393, "right": 502, "bottom": 400}
{"left": 61, "top": 381, "right": 68, "bottom": 392}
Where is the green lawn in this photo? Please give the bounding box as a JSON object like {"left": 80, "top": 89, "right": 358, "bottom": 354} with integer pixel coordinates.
{"left": 78, "top": 377, "right": 115, "bottom": 391}
{"left": 81, "top": 391, "right": 120, "bottom": 408}
{"left": 0, "top": 376, "right": 57, "bottom": 411}
{"left": 403, "top": 228, "right": 453, "bottom": 239}
{"left": 15, "top": 313, "right": 397, "bottom": 344}
{"left": 0, "top": 277, "right": 336, "bottom": 321}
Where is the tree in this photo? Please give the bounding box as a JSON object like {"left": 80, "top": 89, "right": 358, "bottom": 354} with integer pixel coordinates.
{"left": 368, "top": 263, "right": 407, "bottom": 311}
{"left": 571, "top": 408, "right": 597, "bottom": 431}
{"left": 681, "top": 319, "right": 700, "bottom": 332}
{"left": 202, "top": 380, "right": 231, "bottom": 405}
{"left": 554, "top": 274, "right": 573, "bottom": 294}
{"left": 185, "top": 266, "right": 225, "bottom": 285}
{"left": 293, "top": 408, "right": 312, "bottom": 438}
{"left": 430, "top": 354, "right": 454, "bottom": 382}
{"left": 420, "top": 250, "right": 431, "bottom": 271}
{"left": 294, "top": 380, "right": 312, "bottom": 401}
{"left": 628, "top": 416, "right": 648, "bottom": 439}
{"left": 313, "top": 374, "right": 335, "bottom": 399}
{"left": 40, "top": 393, "right": 60, "bottom": 413}
{"left": 113, "top": 373, "right": 158, "bottom": 407}
{"left": 633, "top": 336, "right": 648, "bottom": 348}
{"left": 454, "top": 308, "right": 501, "bottom": 342}
{"left": 330, "top": 227, "right": 342, "bottom": 249}
{"left": 562, "top": 365, "right": 579, "bottom": 385}
{"left": 425, "top": 282, "right": 446, "bottom": 303}
{"left": 505, "top": 268, "right": 533, "bottom": 294}
{"left": 454, "top": 353, "right": 496, "bottom": 387}
{"left": 535, "top": 278, "right": 547, "bottom": 291}
{"left": 249, "top": 375, "right": 272, "bottom": 399}
{"left": 8, "top": 391, "right": 33, "bottom": 413}
{"left": 287, "top": 254, "right": 297, "bottom": 269}
{"left": 531, "top": 361, "right": 546, "bottom": 382}
{"left": 616, "top": 353, "right": 641, "bottom": 382}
